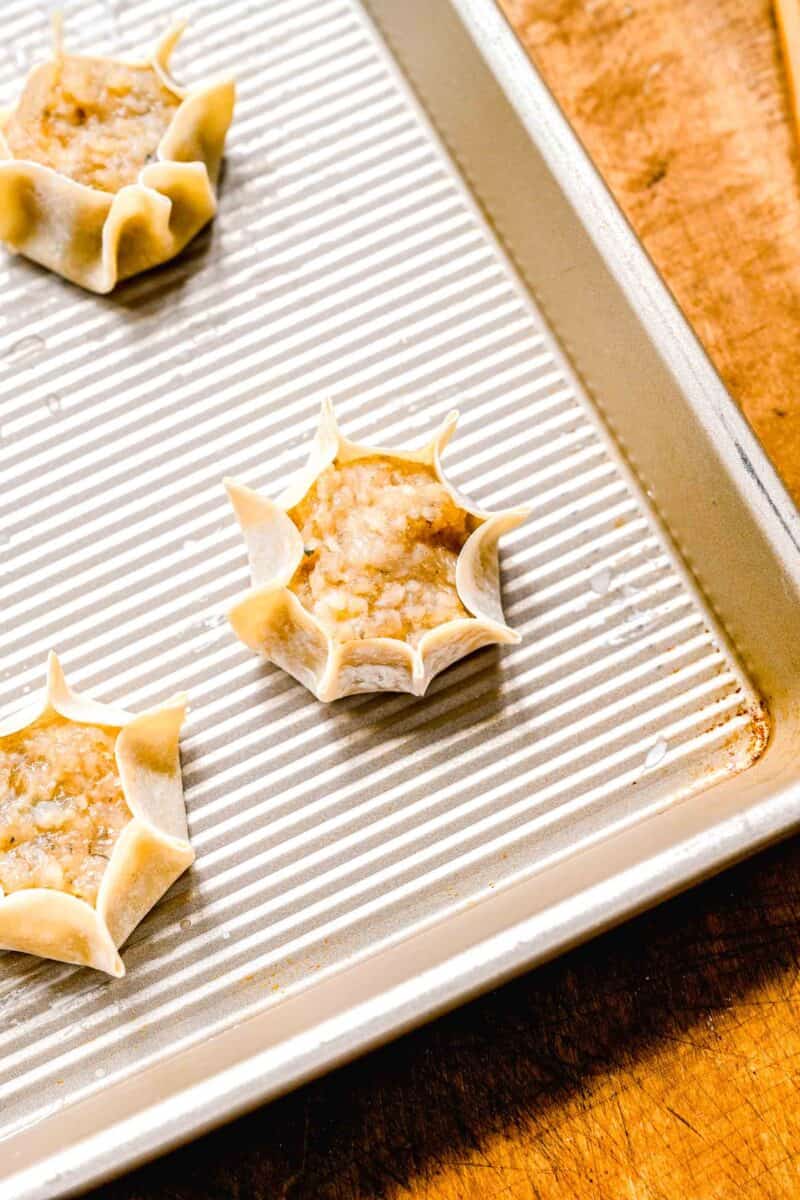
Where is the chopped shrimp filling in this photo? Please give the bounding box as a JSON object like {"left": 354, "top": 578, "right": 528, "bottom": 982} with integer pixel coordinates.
{"left": 0, "top": 714, "right": 131, "bottom": 905}
{"left": 5, "top": 55, "right": 179, "bottom": 192}
{"left": 289, "top": 456, "right": 477, "bottom": 645}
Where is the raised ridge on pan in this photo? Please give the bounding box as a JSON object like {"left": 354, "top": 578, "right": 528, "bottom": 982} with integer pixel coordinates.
{"left": 0, "top": 0, "right": 766, "bottom": 1171}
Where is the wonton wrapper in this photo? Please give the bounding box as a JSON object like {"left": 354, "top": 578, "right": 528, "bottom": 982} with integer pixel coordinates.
{"left": 0, "top": 24, "right": 235, "bottom": 293}
{"left": 0, "top": 653, "right": 194, "bottom": 977}
{"left": 226, "top": 403, "right": 529, "bottom": 702}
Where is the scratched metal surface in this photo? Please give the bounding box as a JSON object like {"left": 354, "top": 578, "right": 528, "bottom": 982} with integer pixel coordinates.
{"left": 0, "top": 0, "right": 766, "bottom": 1185}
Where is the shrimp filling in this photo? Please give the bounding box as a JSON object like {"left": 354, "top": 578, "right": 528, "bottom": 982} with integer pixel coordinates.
{"left": 289, "top": 456, "right": 477, "bottom": 645}
{"left": 0, "top": 714, "right": 131, "bottom": 905}
{"left": 5, "top": 55, "right": 179, "bottom": 193}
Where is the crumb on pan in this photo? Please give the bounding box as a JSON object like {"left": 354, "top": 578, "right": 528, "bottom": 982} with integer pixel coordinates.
{"left": 288, "top": 456, "right": 477, "bottom": 645}
{"left": 0, "top": 714, "right": 131, "bottom": 904}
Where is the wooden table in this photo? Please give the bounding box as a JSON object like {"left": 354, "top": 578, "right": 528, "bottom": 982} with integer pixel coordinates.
{"left": 95, "top": 4, "right": 800, "bottom": 1197}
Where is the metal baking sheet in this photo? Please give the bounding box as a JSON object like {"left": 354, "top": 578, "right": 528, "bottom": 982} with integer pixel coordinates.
{"left": 2, "top": 1, "right": 800, "bottom": 1196}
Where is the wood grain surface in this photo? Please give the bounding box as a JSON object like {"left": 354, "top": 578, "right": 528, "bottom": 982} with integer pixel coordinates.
{"left": 503, "top": 0, "right": 800, "bottom": 502}
{"left": 89, "top": 3, "right": 800, "bottom": 1198}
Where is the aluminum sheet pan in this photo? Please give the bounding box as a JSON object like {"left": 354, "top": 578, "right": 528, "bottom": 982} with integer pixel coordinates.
{"left": 2, "top": 1, "right": 799, "bottom": 1196}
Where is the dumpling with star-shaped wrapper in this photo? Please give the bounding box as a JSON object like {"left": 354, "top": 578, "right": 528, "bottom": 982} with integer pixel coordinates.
{"left": 0, "top": 19, "right": 234, "bottom": 293}
{"left": 0, "top": 653, "right": 194, "bottom": 976}
{"left": 225, "top": 402, "right": 529, "bottom": 702}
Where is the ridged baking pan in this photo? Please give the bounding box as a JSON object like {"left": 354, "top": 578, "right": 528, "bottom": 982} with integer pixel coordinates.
{"left": 2, "top": 1, "right": 800, "bottom": 1197}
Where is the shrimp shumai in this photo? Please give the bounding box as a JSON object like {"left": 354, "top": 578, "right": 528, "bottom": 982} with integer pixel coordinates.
{"left": 226, "top": 403, "right": 529, "bottom": 701}
{"left": 0, "top": 23, "right": 235, "bottom": 292}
